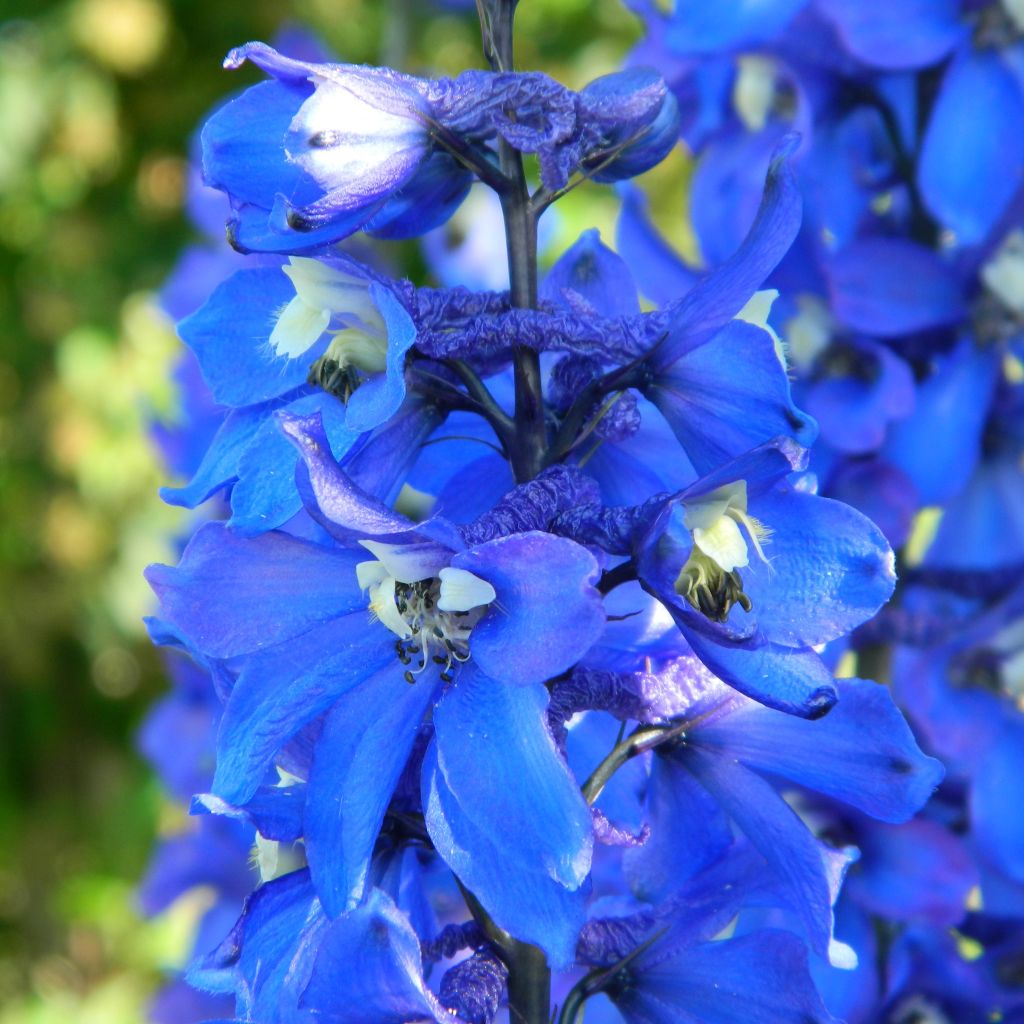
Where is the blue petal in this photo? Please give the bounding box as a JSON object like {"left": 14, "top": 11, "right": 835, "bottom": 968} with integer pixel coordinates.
{"left": 615, "top": 184, "right": 699, "bottom": 306}
{"left": 690, "top": 129, "right": 784, "bottom": 268}
{"left": 846, "top": 817, "right": 977, "bottom": 925}
{"left": 146, "top": 522, "right": 365, "bottom": 660}
{"left": 741, "top": 489, "right": 896, "bottom": 648}
{"left": 160, "top": 403, "right": 276, "bottom": 509}
{"left": 826, "top": 239, "right": 966, "bottom": 337}
{"left": 971, "top": 715, "right": 1024, "bottom": 884}
{"left": 228, "top": 195, "right": 384, "bottom": 254}
{"left": 422, "top": 738, "right": 588, "bottom": 970}
{"left": 364, "top": 152, "right": 473, "bottom": 240}
{"left": 925, "top": 453, "right": 1024, "bottom": 571}
{"left": 344, "top": 283, "right": 418, "bottom": 433}
{"left": 623, "top": 754, "right": 732, "bottom": 902}
{"left": 696, "top": 677, "right": 944, "bottom": 822}
{"left": 803, "top": 340, "right": 915, "bottom": 455}
{"left": 620, "top": 930, "right": 837, "bottom": 1024}
{"left": 202, "top": 79, "right": 317, "bottom": 212}
{"left": 178, "top": 267, "right": 323, "bottom": 408}
{"left": 298, "top": 888, "right": 457, "bottom": 1023}
{"left": 883, "top": 341, "right": 999, "bottom": 505}
{"left": 677, "top": 628, "right": 838, "bottom": 719}
{"left": 189, "top": 868, "right": 317, "bottom": 1006}
{"left": 452, "top": 532, "right": 605, "bottom": 686}
{"left": 305, "top": 665, "right": 439, "bottom": 916}
{"left": 213, "top": 615, "right": 396, "bottom": 804}
{"left": 684, "top": 745, "right": 837, "bottom": 957}
{"left": 433, "top": 665, "right": 593, "bottom": 890}
{"left": 434, "top": 453, "right": 517, "bottom": 524}
{"left": 648, "top": 319, "right": 817, "bottom": 476}
{"left": 814, "top": 0, "right": 964, "bottom": 70}
{"left": 920, "top": 47, "right": 1024, "bottom": 245}
{"left": 810, "top": 900, "right": 879, "bottom": 1024}
{"left": 652, "top": 136, "right": 802, "bottom": 353}
{"left": 281, "top": 411, "right": 463, "bottom": 549}
{"left": 542, "top": 229, "right": 641, "bottom": 318}
{"left": 230, "top": 391, "right": 360, "bottom": 535}
{"left": 664, "top": 0, "right": 809, "bottom": 54}
{"left": 193, "top": 784, "right": 306, "bottom": 843}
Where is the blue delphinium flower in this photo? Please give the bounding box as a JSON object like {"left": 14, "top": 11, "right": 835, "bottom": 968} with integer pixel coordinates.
{"left": 136, "top": 3, "right": 1024, "bottom": 1020}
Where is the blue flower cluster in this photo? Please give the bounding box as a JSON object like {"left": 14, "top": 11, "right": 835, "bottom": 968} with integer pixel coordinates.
{"left": 138, "top": 2, "right": 1024, "bottom": 1021}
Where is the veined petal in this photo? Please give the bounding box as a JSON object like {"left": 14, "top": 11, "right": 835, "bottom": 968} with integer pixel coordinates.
{"left": 305, "top": 665, "right": 440, "bottom": 916}
{"left": 213, "top": 614, "right": 396, "bottom": 805}
{"left": 433, "top": 665, "right": 593, "bottom": 889}
{"left": 423, "top": 740, "right": 588, "bottom": 969}
{"left": 648, "top": 320, "right": 816, "bottom": 476}
{"left": 618, "top": 930, "right": 838, "bottom": 1024}
{"left": 145, "top": 522, "right": 365, "bottom": 660}
{"left": 452, "top": 532, "right": 605, "bottom": 686}
{"left": 651, "top": 136, "right": 802, "bottom": 361}
{"left": 684, "top": 745, "right": 837, "bottom": 958}
{"left": 178, "top": 267, "right": 325, "bottom": 407}
{"left": 740, "top": 489, "right": 896, "bottom": 648}
{"left": 298, "top": 888, "right": 459, "bottom": 1024}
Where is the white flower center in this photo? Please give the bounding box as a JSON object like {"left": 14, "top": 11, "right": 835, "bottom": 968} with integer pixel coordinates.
{"left": 674, "top": 482, "right": 770, "bottom": 622}
{"left": 981, "top": 228, "right": 1024, "bottom": 317}
{"left": 356, "top": 542, "right": 495, "bottom": 682}
{"left": 269, "top": 257, "right": 388, "bottom": 369}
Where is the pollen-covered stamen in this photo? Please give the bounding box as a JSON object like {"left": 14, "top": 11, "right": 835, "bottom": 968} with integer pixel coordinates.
{"left": 357, "top": 549, "right": 495, "bottom": 682}
{"left": 673, "top": 481, "right": 770, "bottom": 623}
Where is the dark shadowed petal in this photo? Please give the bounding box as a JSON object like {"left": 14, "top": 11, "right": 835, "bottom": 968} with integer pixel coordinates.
{"left": 623, "top": 754, "right": 732, "bottom": 903}
{"left": 846, "top": 817, "right": 977, "bottom": 925}
{"left": 618, "top": 929, "right": 838, "bottom": 1024}
{"left": 299, "top": 887, "right": 459, "bottom": 1024}
{"left": 452, "top": 532, "right": 605, "bottom": 686}
{"left": 305, "top": 666, "right": 440, "bottom": 916}
{"left": 696, "top": 677, "right": 944, "bottom": 821}
{"left": 542, "top": 228, "right": 641, "bottom": 318}
{"left": 826, "top": 239, "right": 965, "bottom": 337}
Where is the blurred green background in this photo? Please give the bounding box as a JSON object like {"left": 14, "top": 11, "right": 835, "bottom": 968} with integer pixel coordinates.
{"left": 0, "top": 0, "right": 646, "bottom": 1019}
